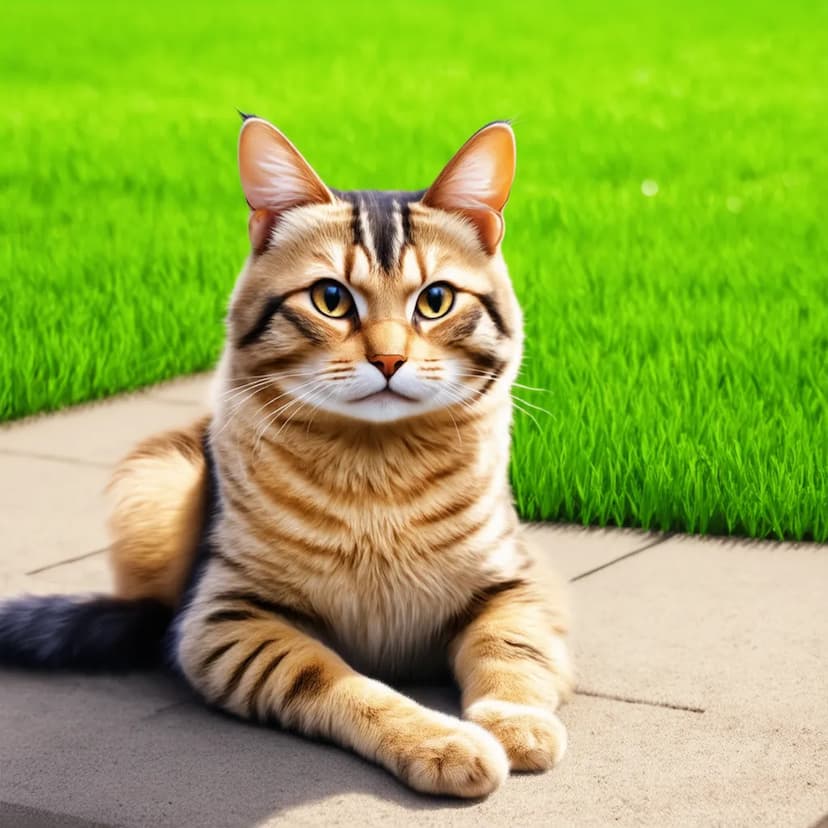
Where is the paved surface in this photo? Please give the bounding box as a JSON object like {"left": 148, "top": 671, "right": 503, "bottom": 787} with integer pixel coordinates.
{"left": 0, "top": 377, "right": 826, "bottom": 827}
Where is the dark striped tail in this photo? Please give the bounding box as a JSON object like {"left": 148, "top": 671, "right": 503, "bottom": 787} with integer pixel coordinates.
{"left": 0, "top": 594, "right": 172, "bottom": 671}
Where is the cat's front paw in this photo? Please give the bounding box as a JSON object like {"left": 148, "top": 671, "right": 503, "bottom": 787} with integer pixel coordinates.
{"left": 397, "top": 717, "right": 509, "bottom": 798}
{"left": 465, "top": 699, "right": 567, "bottom": 772}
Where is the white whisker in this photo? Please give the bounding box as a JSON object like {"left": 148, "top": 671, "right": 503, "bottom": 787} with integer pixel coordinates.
{"left": 253, "top": 395, "right": 306, "bottom": 454}
{"left": 220, "top": 377, "right": 321, "bottom": 444}
{"left": 510, "top": 395, "right": 555, "bottom": 418}
{"left": 511, "top": 382, "right": 551, "bottom": 394}
{"left": 511, "top": 400, "right": 544, "bottom": 434}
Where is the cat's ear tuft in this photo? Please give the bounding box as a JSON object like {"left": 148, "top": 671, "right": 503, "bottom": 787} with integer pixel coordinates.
{"left": 421, "top": 122, "right": 516, "bottom": 254}
{"left": 238, "top": 117, "right": 333, "bottom": 252}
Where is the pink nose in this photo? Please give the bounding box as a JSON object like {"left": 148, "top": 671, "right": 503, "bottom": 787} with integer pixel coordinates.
{"left": 369, "top": 354, "right": 406, "bottom": 380}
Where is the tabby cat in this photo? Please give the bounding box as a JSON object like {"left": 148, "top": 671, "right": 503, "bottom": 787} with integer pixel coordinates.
{"left": 0, "top": 117, "right": 573, "bottom": 798}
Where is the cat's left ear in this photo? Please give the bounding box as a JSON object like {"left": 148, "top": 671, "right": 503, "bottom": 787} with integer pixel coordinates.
{"left": 421, "top": 122, "right": 516, "bottom": 254}
{"left": 238, "top": 117, "right": 334, "bottom": 252}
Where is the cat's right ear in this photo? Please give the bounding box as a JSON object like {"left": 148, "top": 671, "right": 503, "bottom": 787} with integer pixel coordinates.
{"left": 238, "top": 117, "right": 334, "bottom": 253}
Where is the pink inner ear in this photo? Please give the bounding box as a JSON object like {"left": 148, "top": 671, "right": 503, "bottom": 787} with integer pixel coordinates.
{"left": 248, "top": 209, "right": 276, "bottom": 254}
{"left": 422, "top": 122, "right": 516, "bottom": 253}
{"left": 238, "top": 118, "right": 332, "bottom": 220}
{"left": 465, "top": 207, "right": 505, "bottom": 253}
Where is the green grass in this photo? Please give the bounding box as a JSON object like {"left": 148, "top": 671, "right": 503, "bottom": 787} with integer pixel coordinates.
{"left": 1, "top": 0, "right": 826, "bottom": 540}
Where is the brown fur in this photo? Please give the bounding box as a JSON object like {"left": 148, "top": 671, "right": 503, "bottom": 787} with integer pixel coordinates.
{"left": 107, "top": 416, "right": 209, "bottom": 606}
{"left": 106, "top": 120, "right": 573, "bottom": 798}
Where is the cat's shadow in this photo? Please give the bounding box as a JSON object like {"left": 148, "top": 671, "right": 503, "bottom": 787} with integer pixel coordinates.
{"left": 0, "top": 669, "right": 479, "bottom": 826}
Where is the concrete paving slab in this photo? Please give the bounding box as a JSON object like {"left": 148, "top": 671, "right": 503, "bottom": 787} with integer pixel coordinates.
{"left": 0, "top": 393, "right": 206, "bottom": 467}
{"left": 571, "top": 534, "right": 828, "bottom": 725}
{"left": 0, "top": 456, "right": 110, "bottom": 576}
{"left": 0, "top": 672, "right": 824, "bottom": 828}
{"left": 0, "top": 571, "right": 49, "bottom": 600}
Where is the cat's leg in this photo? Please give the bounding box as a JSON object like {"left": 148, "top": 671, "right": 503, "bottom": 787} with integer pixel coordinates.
{"left": 176, "top": 592, "right": 508, "bottom": 798}
{"left": 449, "top": 577, "right": 574, "bottom": 772}
{"left": 107, "top": 416, "right": 210, "bottom": 606}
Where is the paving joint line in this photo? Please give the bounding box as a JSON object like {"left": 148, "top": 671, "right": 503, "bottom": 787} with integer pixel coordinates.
{"left": 0, "top": 800, "right": 117, "bottom": 828}
{"left": 0, "top": 447, "right": 111, "bottom": 470}
{"left": 575, "top": 688, "right": 705, "bottom": 714}
{"left": 569, "top": 534, "right": 673, "bottom": 583}
{"left": 26, "top": 547, "right": 109, "bottom": 576}
{"left": 141, "top": 700, "right": 191, "bottom": 721}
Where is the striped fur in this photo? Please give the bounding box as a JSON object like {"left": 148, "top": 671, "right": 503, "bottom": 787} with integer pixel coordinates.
{"left": 16, "top": 120, "right": 575, "bottom": 799}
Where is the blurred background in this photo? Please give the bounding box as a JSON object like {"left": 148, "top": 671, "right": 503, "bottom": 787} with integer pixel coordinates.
{"left": 1, "top": 0, "right": 826, "bottom": 539}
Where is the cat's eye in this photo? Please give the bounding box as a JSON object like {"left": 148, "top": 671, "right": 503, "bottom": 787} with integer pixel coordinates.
{"left": 310, "top": 280, "right": 354, "bottom": 319}
{"left": 416, "top": 283, "right": 455, "bottom": 320}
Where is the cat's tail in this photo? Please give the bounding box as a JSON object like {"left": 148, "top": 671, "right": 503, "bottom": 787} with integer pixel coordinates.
{"left": 0, "top": 593, "right": 172, "bottom": 671}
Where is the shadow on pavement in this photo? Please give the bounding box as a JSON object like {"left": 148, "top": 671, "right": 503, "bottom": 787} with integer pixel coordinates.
{"left": 0, "top": 669, "right": 478, "bottom": 827}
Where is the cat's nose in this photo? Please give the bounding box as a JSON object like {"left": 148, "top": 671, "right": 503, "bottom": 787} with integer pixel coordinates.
{"left": 369, "top": 354, "right": 406, "bottom": 380}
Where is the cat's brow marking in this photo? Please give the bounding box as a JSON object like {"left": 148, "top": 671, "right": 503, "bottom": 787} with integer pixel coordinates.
{"left": 471, "top": 291, "right": 510, "bottom": 338}
{"left": 279, "top": 307, "right": 327, "bottom": 344}
{"left": 333, "top": 189, "right": 425, "bottom": 274}
{"left": 238, "top": 294, "right": 286, "bottom": 348}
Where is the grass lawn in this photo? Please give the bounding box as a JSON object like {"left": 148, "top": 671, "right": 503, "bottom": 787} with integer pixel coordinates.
{"left": 1, "top": 0, "right": 826, "bottom": 540}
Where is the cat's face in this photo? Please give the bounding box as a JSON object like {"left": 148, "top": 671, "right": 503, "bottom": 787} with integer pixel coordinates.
{"left": 222, "top": 118, "right": 522, "bottom": 426}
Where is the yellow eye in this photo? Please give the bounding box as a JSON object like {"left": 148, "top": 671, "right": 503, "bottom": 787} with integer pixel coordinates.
{"left": 416, "top": 283, "right": 455, "bottom": 319}
{"left": 311, "top": 280, "right": 354, "bottom": 319}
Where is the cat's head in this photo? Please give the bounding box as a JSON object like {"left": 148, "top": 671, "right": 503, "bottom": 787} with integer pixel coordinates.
{"left": 221, "top": 117, "right": 523, "bottom": 427}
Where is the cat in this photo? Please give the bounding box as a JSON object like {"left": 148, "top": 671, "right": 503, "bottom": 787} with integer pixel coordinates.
{"left": 0, "top": 117, "right": 573, "bottom": 799}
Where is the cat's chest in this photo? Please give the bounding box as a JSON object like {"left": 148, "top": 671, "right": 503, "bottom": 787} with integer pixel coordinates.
{"left": 301, "top": 548, "right": 471, "bottom": 678}
{"left": 221, "top": 474, "right": 517, "bottom": 675}
{"left": 291, "top": 509, "right": 517, "bottom": 677}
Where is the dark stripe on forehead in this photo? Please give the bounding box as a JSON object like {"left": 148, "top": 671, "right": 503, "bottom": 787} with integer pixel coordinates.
{"left": 366, "top": 191, "right": 398, "bottom": 272}
{"left": 349, "top": 200, "right": 363, "bottom": 248}
{"left": 401, "top": 200, "right": 413, "bottom": 246}
{"left": 332, "top": 189, "right": 425, "bottom": 273}
{"left": 365, "top": 192, "right": 402, "bottom": 271}
{"left": 332, "top": 190, "right": 363, "bottom": 247}
{"left": 343, "top": 244, "right": 355, "bottom": 283}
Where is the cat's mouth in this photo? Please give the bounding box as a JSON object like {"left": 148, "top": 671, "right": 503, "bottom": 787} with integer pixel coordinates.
{"left": 351, "top": 388, "right": 418, "bottom": 404}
